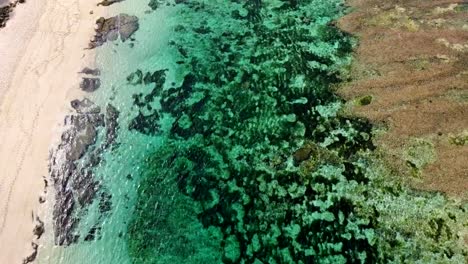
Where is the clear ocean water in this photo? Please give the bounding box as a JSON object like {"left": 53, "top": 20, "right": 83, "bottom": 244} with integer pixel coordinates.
{"left": 36, "top": 1, "right": 467, "bottom": 263}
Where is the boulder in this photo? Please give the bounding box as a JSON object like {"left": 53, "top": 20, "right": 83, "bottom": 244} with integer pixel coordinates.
{"left": 70, "top": 98, "right": 101, "bottom": 114}
{"left": 97, "top": 0, "right": 123, "bottom": 6}
{"left": 89, "top": 14, "right": 139, "bottom": 48}
{"left": 79, "top": 78, "right": 101, "bottom": 92}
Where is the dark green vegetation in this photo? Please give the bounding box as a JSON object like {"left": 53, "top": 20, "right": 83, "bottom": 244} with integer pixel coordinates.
{"left": 127, "top": 1, "right": 467, "bottom": 263}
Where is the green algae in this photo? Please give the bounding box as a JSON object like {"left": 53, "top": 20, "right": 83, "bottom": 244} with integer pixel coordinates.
{"left": 126, "top": 0, "right": 468, "bottom": 263}
{"left": 403, "top": 138, "right": 437, "bottom": 177}
{"left": 449, "top": 130, "right": 468, "bottom": 146}
{"left": 356, "top": 95, "right": 373, "bottom": 106}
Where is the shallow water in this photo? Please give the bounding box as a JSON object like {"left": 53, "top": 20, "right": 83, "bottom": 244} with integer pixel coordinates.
{"left": 37, "top": 1, "right": 468, "bottom": 263}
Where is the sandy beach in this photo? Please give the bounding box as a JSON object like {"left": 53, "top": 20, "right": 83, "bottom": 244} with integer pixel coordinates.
{"left": 0, "top": 0, "right": 107, "bottom": 262}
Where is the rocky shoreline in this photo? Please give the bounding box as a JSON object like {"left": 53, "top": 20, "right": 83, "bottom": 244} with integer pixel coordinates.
{"left": 46, "top": 10, "right": 139, "bottom": 249}
{"left": 28, "top": 9, "right": 139, "bottom": 260}
{"left": 45, "top": 6, "right": 143, "bottom": 249}
{"left": 49, "top": 89, "right": 121, "bottom": 246}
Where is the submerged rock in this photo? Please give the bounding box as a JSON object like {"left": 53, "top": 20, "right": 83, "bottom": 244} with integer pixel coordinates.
{"left": 105, "top": 104, "right": 119, "bottom": 147}
{"left": 128, "top": 111, "right": 160, "bottom": 135}
{"left": 126, "top": 69, "right": 143, "bottom": 85}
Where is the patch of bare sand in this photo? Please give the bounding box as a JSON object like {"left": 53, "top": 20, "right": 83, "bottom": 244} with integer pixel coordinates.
{"left": 337, "top": 0, "right": 468, "bottom": 198}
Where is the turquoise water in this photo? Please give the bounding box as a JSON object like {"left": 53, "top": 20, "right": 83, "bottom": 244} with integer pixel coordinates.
{"left": 38, "top": 1, "right": 467, "bottom": 263}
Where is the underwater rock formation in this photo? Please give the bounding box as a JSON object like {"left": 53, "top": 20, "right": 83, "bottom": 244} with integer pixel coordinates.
{"left": 104, "top": 104, "right": 119, "bottom": 147}
{"left": 127, "top": 69, "right": 167, "bottom": 135}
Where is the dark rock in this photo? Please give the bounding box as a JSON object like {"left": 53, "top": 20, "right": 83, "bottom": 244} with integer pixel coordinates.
{"left": 105, "top": 104, "right": 119, "bottom": 147}
{"left": 89, "top": 14, "right": 139, "bottom": 49}
{"left": 128, "top": 111, "right": 160, "bottom": 135}
{"left": 52, "top": 190, "right": 78, "bottom": 245}
{"left": 80, "top": 77, "right": 101, "bottom": 92}
{"left": 0, "top": 5, "right": 12, "bottom": 28}
{"left": 143, "top": 69, "right": 167, "bottom": 86}
{"left": 127, "top": 69, "right": 143, "bottom": 85}
{"left": 84, "top": 224, "right": 101, "bottom": 241}
{"left": 98, "top": 192, "right": 112, "bottom": 214}
{"left": 50, "top": 103, "right": 105, "bottom": 246}
{"left": 72, "top": 170, "right": 99, "bottom": 206}
{"left": 33, "top": 217, "right": 45, "bottom": 239}
{"left": 148, "top": 0, "right": 159, "bottom": 10}
{"left": 97, "top": 0, "right": 123, "bottom": 6}
{"left": 71, "top": 98, "right": 101, "bottom": 114}
{"left": 118, "top": 14, "right": 139, "bottom": 41}
{"left": 62, "top": 115, "right": 101, "bottom": 161}
{"left": 130, "top": 69, "right": 167, "bottom": 109}
{"left": 79, "top": 67, "right": 101, "bottom": 76}
{"left": 22, "top": 242, "right": 38, "bottom": 264}
{"left": 0, "top": 0, "right": 26, "bottom": 29}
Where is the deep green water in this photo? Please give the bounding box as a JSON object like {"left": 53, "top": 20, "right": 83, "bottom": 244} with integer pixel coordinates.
{"left": 38, "top": 1, "right": 466, "bottom": 263}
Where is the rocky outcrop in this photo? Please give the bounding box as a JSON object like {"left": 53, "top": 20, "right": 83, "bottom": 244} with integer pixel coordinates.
{"left": 0, "top": 0, "right": 25, "bottom": 28}
{"left": 79, "top": 67, "right": 101, "bottom": 76}
{"left": 105, "top": 104, "right": 119, "bottom": 147}
{"left": 33, "top": 217, "right": 45, "bottom": 239}
{"left": 97, "top": 0, "right": 123, "bottom": 7}
{"left": 0, "top": 5, "right": 12, "bottom": 28}
{"left": 71, "top": 98, "right": 101, "bottom": 114}
{"left": 80, "top": 77, "right": 101, "bottom": 92}
{"left": 89, "top": 14, "right": 139, "bottom": 49}
{"left": 49, "top": 100, "right": 104, "bottom": 245}
{"left": 50, "top": 97, "right": 122, "bottom": 246}
{"left": 22, "top": 242, "right": 38, "bottom": 264}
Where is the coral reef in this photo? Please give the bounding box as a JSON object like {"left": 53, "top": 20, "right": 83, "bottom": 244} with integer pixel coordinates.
{"left": 127, "top": 0, "right": 467, "bottom": 263}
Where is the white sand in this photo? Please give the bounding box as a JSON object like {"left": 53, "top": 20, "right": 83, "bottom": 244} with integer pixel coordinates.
{"left": 0, "top": 0, "right": 108, "bottom": 262}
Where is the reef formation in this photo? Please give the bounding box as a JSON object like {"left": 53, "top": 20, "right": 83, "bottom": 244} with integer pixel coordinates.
{"left": 123, "top": 0, "right": 467, "bottom": 263}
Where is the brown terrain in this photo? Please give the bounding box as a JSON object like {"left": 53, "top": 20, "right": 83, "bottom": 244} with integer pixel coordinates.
{"left": 338, "top": 0, "right": 468, "bottom": 198}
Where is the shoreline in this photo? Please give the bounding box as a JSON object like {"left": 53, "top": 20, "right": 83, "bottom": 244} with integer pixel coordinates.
{"left": 0, "top": 0, "right": 109, "bottom": 262}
